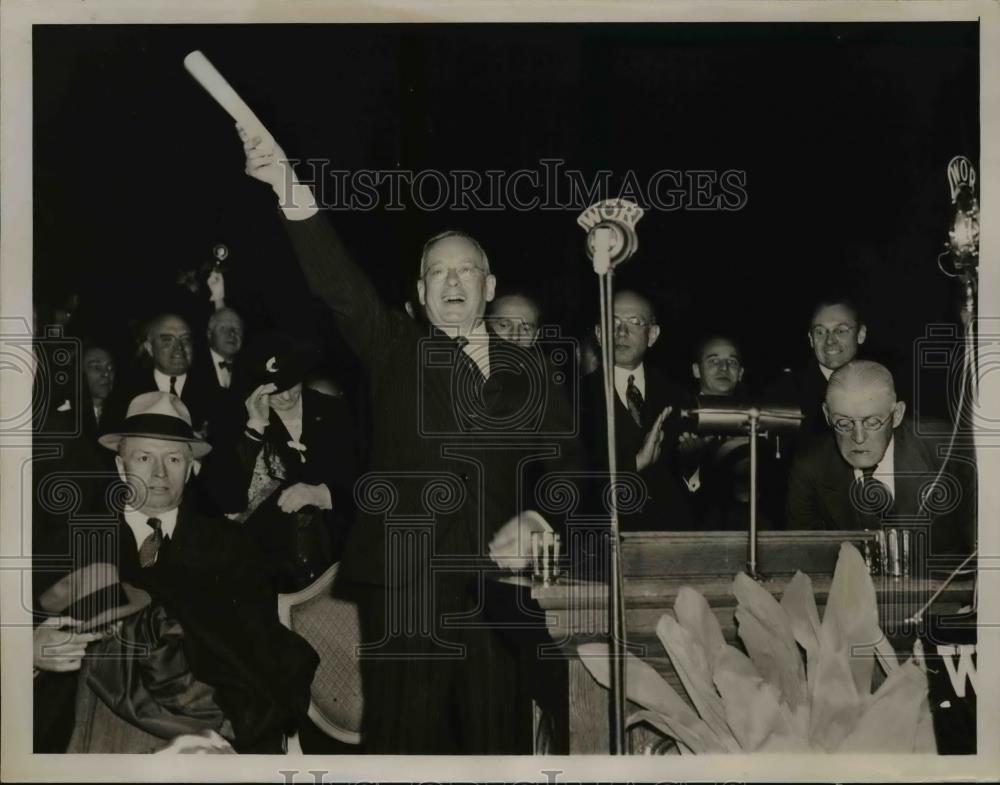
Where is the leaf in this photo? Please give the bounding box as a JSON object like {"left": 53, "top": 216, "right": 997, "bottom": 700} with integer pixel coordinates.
{"left": 780, "top": 571, "right": 821, "bottom": 653}
{"left": 780, "top": 571, "right": 822, "bottom": 693}
{"left": 673, "top": 586, "right": 727, "bottom": 676}
{"left": 627, "top": 710, "right": 697, "bottom": 755}
{"left": 837, "top": 660, "right": 931, "bottom": 752}
{"left": 914, "top": 694, "right": 937, "bottom": 753}
{"left": 732, "top": 573, "right": 807, "bottom": 710}
{"left": 712, "top": 646, "right": 809, "bottom": 752}
{"left": 823, "top": 543, "right": 886, "bottom": 696}
{"left": 576, "top": 642, "right": 728, "bottom": 753}
{"left": 656, "top": 615, "right": 742, "bottom": 752}
{"left": 808, "top": 617, "right": 863, "bottom": 751}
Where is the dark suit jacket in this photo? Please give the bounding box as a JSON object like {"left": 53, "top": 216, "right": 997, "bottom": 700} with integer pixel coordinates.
{"left": 765, "top": 361, "right": 830, "bottom": 443}
{"left": 785, "top": 419, "right": 976, "bottom": 556}
{"left": 580, "top": 365, "right": 697, "bottom": 531}
{"left": 106, "top": 367, "right": 217, "bottom": 436}
{"left": 281, "top": 214, "right": 583, "bottom": 595}
{"left": 87, "top": 502, "right": 316, "bottom": 752}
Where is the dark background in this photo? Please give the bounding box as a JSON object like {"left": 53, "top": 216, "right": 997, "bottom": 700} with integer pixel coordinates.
{"left": 33, "top": 22, "right": 979, "bottom": 408}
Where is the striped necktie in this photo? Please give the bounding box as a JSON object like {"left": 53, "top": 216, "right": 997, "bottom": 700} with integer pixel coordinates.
{"left": 626, "top": 374, "right": 644, "bottom": 427}
{"left": 139, "top": 517, "right": 163, "bottom": 568}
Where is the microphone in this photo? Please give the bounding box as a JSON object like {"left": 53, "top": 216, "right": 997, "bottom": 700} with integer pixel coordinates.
{"left": 943, "top": 156, "right": 979, "bottom": 277}
{"left": 577, "top": 199, "right": 645, "bottom": 274}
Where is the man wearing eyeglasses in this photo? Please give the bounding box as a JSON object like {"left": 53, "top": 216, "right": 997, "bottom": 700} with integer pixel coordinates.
{"left": 581, "top": 290, "right": 697, "bottom": 531}
{"left": 785, "top": 360, "right": 975, "bottom": 556}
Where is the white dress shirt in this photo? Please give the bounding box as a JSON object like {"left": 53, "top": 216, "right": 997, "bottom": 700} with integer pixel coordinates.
{"left": 819, "top": 363, "right": 834, "bottom": 381}
{"left": 123, "top": 505, "right": 179, "bottom": 552}
{"left": 853, "top": 435, "right": 896, "bottom": 500}
{"left": 613, "top": 363, "right": 646, "bottom": 409}
{"left": 153, "top": 368, "right": 186, "bottom": 397}
{"left": 209, "top": 348, "right": 232, "bottom": 389}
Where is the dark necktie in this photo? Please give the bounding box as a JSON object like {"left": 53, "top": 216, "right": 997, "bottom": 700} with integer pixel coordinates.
{"left": 626, "top": 374, "right": 644, "bottom": 427}
{"left": 139, "top": 517, "right": 164, "bottom": 568}
{"left": 218, "top": 360, "right": 233, "bottom": 371}
{"left": 856, "top": 465, "right": 893, "bottom": 522}
{"left": 169, "top": 376, "right": 178, "bottom": 396}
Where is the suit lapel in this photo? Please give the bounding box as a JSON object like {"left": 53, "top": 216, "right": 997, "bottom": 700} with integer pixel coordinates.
{"left": 815, "top": 442, "right": 862, "bottom": 529}
{"left": 116, "top": 516, "right": 141, "bottom": 584}
{"left": 890, "top": 427, "right": 934, "bottom": 521}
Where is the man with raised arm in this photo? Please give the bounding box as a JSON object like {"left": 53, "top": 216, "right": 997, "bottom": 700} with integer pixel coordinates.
{"left": 237, "top": 129, "right": 580, "bottom": 753}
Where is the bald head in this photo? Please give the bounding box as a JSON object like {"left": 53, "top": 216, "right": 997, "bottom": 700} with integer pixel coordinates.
{"left": 614, "top": 290, "right": 656, "bottom": 323}
{"left": 826, "top": 360, "right": 896, "bottom": 404}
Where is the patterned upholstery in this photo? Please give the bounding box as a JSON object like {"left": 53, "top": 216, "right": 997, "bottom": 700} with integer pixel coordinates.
{"left": 278, "top": 563, "right": 363, "bottom": 744}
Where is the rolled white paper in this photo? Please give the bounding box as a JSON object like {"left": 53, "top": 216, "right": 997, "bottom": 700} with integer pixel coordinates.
{"left": 183, "top": 50, "right": 269, "bottom": 138}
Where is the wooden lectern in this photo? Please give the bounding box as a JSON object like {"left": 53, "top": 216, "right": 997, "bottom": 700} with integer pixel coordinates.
{"left": 531, "top": 530, "right": 974, "bottom": 754}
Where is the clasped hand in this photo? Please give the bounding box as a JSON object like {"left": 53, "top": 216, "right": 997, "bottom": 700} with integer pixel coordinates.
{"left": 277, "top": 482, "right": 332, "bottom": 513}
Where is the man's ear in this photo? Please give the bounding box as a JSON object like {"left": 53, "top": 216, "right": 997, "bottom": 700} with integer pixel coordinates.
{"left": 822, "top": 402, "right": 832, "bottom": 425}
{"left": 857, "top": 324, "right": 868, "bottom": 345}
{"left": 593, "top": 324, "right": 602, "bottom": 346}
{"left": 416, "top": 279, "right": 427, "bottom": 306}
{"left": 143, "top": 339, "right": 153, "bottom": 358}
{"left": 114, "top": 455, "right": 128, "bottom": 484}
{"left": 737, "top": 367, "right": 745, "bottom": 382}
{"left": 807, "top": 331, "right": 816, "bottom": 351}
{"left": 484, "top": 274, "right": 497, "bottom": 303}
{"left": 647, "top": 324, "right": 661, "bottom": 348}
{"left": 891, "top": 399, "right": 906, "bottom": 427}
{"left": 691, "top": 362, "right": 701, "bottom": 381}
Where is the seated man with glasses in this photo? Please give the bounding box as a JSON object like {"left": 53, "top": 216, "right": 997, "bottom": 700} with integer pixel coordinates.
{"left": 785, "top": 360, "right": 975, "bottom": 556}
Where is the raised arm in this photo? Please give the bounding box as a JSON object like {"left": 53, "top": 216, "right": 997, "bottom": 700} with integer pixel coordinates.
{"left": 238, "top": 128, "right": 402, "bottom": 369}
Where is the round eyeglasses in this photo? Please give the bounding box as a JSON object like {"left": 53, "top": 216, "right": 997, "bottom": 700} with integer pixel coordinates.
{"left": 829, "top": 412, "right": 894, "bottom": 433}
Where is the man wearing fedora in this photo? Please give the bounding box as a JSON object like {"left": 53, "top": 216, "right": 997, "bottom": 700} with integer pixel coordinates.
{"left": 238, "top": 130, "right": 582, "bottom": 753}
{"left": 201, "top": 333, "right": 359, "bottom": 593}
{"left": 35, "top": 390, "right": 318, "bottom": 753}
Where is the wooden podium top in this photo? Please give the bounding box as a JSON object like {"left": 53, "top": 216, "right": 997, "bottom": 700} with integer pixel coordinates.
{"left": 530, "top": 530, "right": 974, "bottom": 640}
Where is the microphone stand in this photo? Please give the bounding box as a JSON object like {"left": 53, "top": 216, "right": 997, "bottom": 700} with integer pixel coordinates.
{"left": 679, "top": 401, "right": 802, "bottom": 579}
{"left": 578, "top": 200, "right": 643, "bottom": 755}
{"left": 593, "top": 227, "right": 628, "bottom": 754}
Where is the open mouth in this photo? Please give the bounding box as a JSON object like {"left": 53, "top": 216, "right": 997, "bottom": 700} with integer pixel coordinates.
{"left": 443, "top": 294, "right": 466, "bottom": 305}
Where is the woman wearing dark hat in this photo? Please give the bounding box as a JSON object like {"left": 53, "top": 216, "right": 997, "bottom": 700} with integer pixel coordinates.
{"left": 202, "top": 334, "right": 359, "bottom": 593}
